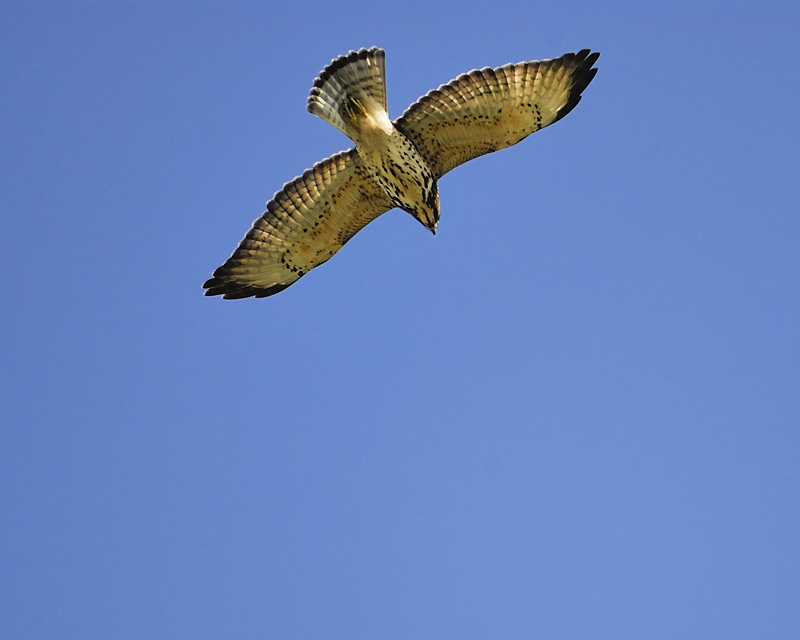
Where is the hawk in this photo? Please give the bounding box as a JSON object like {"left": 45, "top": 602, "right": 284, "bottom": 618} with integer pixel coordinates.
{"left": 204, "top": 47, "right": 599, "bottom": 299}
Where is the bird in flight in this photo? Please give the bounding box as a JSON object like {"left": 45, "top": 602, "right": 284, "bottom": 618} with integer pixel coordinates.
{"left": 204, "top": 47, "right": 599, "bottom": 299}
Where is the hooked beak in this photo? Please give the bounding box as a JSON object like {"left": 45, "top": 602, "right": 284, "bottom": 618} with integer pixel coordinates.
{"left": 408, "top": 187, "right": 440, "bottom": 234}
{"left": 418, "top": 210, "right": 438, "bottom": 235}
{"left": 426, "top": 189, "right": 440, "bottom": 235}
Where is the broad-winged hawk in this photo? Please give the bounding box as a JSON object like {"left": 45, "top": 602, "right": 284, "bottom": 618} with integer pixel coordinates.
{"left": 204, "top": 47, "right": 599, "bottom": 299}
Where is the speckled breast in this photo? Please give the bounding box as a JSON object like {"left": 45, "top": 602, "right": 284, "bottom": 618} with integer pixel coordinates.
{"left": 356, "top": 126, "right": 437, "bottom": 218}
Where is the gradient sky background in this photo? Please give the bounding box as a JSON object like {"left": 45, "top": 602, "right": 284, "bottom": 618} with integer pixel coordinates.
{"left": 2, "top": 2, "right": 798, "bottom": 639}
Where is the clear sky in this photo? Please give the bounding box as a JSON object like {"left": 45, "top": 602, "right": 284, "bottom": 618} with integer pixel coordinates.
{"left": 1, "top": 2, "right": 798, "bottom": 638}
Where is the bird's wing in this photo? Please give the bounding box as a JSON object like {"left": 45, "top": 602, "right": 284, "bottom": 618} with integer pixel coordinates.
{"left": 204, "top": 149, "right": 393, "bottom": 299}
{"left": 394, "top": 50, "right": 599, "bottom": 178}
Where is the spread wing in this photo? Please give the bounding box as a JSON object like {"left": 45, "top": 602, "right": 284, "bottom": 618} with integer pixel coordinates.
{"left": 203, "top": 149, "right": 392, "bottom": 299}
{"left": 394, "top": 50, "right": 599, "bottom": 178}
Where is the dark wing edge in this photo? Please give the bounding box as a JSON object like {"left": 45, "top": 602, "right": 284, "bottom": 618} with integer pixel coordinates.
{"left": 551, "top": 49, "right": 600, "bottom": 124}
{"left": 203, "top": 281, "right": 291, "bottom": 300}
{"left": 203, "top": 149, "right": 392, "bottom": 300}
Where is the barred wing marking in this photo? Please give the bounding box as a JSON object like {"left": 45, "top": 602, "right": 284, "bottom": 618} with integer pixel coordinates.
{"left": 395, "top": 50, "right": 599, "bottom": 178}
{"left": 203, "top": 149, "right": 393, "bottom": 299}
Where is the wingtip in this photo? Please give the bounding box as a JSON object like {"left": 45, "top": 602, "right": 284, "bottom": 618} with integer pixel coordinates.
{"left": 202, "top": 279, "right": 293, "bottom": 300}
{"left": 202, "top": 270, "right": 294, "bottom": 299}
{"left": 552, "top": 49, "right": 600, "bottom": 124}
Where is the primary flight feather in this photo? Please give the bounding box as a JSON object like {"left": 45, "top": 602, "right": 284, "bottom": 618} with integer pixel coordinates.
{"left": 204, "top": 47, "right": 599, "bottom": 299}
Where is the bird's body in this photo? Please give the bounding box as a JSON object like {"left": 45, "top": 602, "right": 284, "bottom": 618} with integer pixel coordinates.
{"left": 204, "top": 47, "right": 599, "bottom": 299}
{"left": 343, "top": 96, "right": 439, "bottom": 231}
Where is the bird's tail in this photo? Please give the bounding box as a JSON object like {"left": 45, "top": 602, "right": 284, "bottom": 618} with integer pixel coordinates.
{"left": 307, "top": 47, "right": 387, "bottom": 137}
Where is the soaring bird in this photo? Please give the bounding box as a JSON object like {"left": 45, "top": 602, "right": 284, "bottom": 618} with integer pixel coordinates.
{"left": 204, "top": 47, "right": 599, "bottom": 299}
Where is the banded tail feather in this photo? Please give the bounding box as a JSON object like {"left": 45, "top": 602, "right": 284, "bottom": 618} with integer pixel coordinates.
{"left": 307, "top": 47, "right": 388, "bottom": 137}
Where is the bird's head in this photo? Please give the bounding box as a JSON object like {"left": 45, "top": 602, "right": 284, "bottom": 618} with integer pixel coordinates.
{"left": 413, "top": 182, "right": 440, "bottom": 235}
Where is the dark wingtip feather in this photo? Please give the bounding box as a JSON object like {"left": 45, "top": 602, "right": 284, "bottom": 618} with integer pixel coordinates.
{"left": 553, "top": 49, "right": 600, "bottom": 123}
{"left": 202, "top": 275, "right": 293, "bottom": 300}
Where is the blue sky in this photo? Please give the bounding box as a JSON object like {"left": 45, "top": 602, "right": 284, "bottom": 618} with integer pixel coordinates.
{"left": 1, "top": 2, "right": 798, "bottom": 638}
